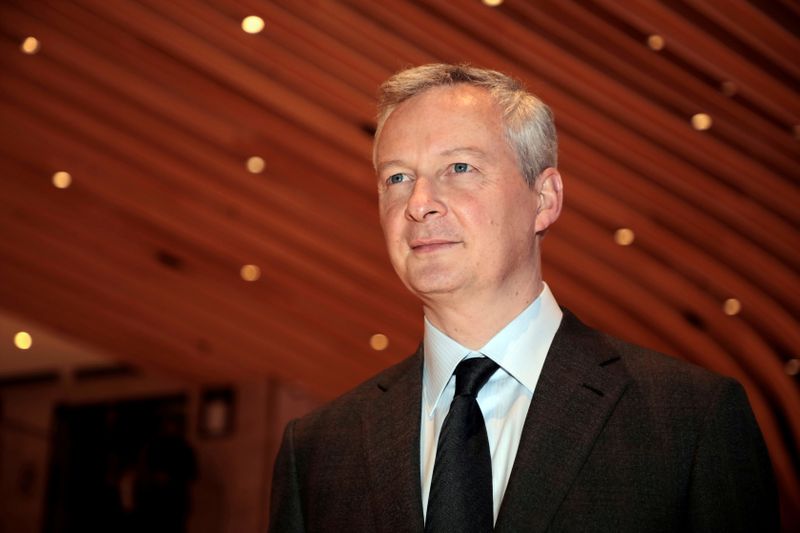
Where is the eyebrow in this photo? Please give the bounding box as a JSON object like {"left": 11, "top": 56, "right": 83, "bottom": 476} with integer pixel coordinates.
{"left": 376, "top": 147, "right": 489, "bottom": 174}
{"left": 375, "top": 159, "right": 405, "bottom": 174}
{"left": 439, "top": 146, "right": 488, "bottom": 158}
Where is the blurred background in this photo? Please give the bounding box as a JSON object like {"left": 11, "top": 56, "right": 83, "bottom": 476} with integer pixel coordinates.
{"left": 0, "top": 1, "right": 797, "bottom": 531}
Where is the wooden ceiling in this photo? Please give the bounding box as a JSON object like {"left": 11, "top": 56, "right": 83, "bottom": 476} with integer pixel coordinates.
{"left": 0, "top": 0, "right": 798, "bottom": 519}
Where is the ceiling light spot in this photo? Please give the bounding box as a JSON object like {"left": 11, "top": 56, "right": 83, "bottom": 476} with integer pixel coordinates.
{"left": 482, "top": 0, "right": 504, "bottom": 6}
{"left": 785, "top": 359, "right": 799, "bottom": 376}
{"left": 246, "top": 156, "right": 265, "bottom": 174}
{"left": 52, "top": 171, "right": 72, "bottom": 189}
{"left": 691, "top": 113, "right": 713, "bottom": 131}
{"left": 370, "top": 333, "right": 389, "bottom": 351}
{"left": 240, "top": 264, "right": 261, "bottom": 281}
{"left": 720, "top": 81, "right": 737, "bottom": 97}
{"left": 14, "top": 331, "right": 32, "bottom": 350}
{"left": 647, "top": 35, "right": 665, "bottom": 51}
{"left": 241, "top": 15, "right": 265, "bottom": 34}
{"left": 21, "top": 36, "right": 40, "bottom": 54}
{"left": 722, "top": 298, "right": 741, "bottom": 316}
{"left": 614, "top": 228, "right": 635, "bottom": 246}
{"left": 793, "top": 125, "right": 800, "bottom": 141}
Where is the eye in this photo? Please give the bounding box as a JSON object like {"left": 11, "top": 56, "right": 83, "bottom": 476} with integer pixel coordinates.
{"left": 452, "top": 162, "right": 473, "bottom": 173}
{"left": 387, "top": 173, "right": 407, "bottom": 185}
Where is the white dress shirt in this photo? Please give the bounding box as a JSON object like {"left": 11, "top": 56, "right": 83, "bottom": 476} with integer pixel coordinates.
{"left": 420, "top": 283, "right": 563, "bottom": 523}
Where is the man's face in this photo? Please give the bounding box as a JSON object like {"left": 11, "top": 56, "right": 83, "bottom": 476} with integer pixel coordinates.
{"left": 375, "top": 85, "right": 544, "bottom": 306}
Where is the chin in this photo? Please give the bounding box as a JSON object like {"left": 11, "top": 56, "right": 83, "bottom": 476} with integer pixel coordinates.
{"left": 396, "top": 260, "right": 466, "bottom": 296}
{"left": 404, "top": 276, "right": 462, "bottom": 300}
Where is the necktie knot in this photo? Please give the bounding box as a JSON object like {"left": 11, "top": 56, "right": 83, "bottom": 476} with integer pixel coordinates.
{"left": 454, "top": 357, "right": 499, "bottom": 398}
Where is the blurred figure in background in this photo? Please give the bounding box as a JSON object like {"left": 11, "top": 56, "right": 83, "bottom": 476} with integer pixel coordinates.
{"left": 131, "top": 415, "right": 197, "bottom": 533}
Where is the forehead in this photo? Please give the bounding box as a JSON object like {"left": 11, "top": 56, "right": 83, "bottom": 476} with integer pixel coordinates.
{"left": 376, "top": 85, "right": 506, "bottom": 157}
{"left": 388, "top": 84, "right": 501, "bottom": 126}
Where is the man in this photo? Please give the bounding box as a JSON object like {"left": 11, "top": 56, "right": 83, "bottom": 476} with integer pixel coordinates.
{"left": 269, "top": 64, "right": 777, "bottom": 532}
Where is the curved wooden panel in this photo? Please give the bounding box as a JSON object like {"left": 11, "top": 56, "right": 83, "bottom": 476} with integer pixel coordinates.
{"left": 0, "top": 0, "right": 797, "bottom": 526}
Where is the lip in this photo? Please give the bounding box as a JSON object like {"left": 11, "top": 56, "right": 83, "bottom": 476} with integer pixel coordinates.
{"left": 409, "top": 239, "right": 459, "bottom": 253}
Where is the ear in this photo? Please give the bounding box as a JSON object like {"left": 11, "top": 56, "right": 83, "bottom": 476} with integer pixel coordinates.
{"left": 534, "top": 168, "right": 563, "bottom": 234}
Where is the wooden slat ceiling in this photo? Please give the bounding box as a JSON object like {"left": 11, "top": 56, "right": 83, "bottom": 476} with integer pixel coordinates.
{"left": 0, "top": 0, "right": 798, "bottom": 519}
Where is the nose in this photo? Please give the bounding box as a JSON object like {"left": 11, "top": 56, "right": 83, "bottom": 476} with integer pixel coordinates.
{"left": 405, "top": 176, "right": 446, "bottom": 222}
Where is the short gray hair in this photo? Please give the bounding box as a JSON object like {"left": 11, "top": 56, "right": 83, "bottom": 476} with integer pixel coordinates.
{"left": 374, "top": 63, "right": 557, "bottom": 186}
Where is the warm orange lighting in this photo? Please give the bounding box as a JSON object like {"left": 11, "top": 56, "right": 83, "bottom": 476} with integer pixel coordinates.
{"left": 647, "top": 35, "right": 665, "bottom": 51}
{"left": 785, "top": 359, "right": 800, "bottom": 376}
{"left": 246, "top": 156, "right": 265, "bottom": 174}
{"left": 52, "top": 171, "right": 72, "bottom": 189}
{"left": 21, "top": 36, "right": 40, "bottom": 54}
{"left": 691, "top": 113, "right": 713, "bottom": 131}
{"left": 482, "top": 0, "right": 504, "bottom": 6}
{"left": 614, "top": 228, "right": 635, "bottom": 246}
{"left": 242, "top": 15, "right": 265, "bottom": 34}
{"left": 722, "top": 298, "right": 741, "bottom": 316}
{"left": 240, "top": 264, "right": 261, "bottom": 281}
{"left": 370, "top": 333, "right": 389, "bottom": 351}
{"left": 14, "top": 331, "right": 32, "bottom": 350}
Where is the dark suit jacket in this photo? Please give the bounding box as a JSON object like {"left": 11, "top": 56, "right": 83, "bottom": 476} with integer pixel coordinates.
{"left": 269, "top": 311, "right": 778, "bottom": 532}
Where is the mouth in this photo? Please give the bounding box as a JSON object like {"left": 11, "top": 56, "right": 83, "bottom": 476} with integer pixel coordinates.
{"left": 409, "top": 239, "right": 459, "bottom": 253}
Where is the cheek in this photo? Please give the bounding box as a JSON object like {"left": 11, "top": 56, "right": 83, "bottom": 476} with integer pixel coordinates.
{"left": 379, "top": 207, "right": 405, "bottom": 245}
{"left": 473, "top": 198, "right": 531, "bottom": 244}
{"left": 379, "top": 191, "right": 404, "bottom": 216}
{"left": 460, "top": 198, "right": 500, "bottom": 235}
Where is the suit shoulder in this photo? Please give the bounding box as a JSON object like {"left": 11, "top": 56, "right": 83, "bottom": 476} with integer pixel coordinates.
{"left": 561, "top": 309, "right": 736, "bottom": 394}
{"left": 599, "top": 330, "right": 743, "bottom": 404}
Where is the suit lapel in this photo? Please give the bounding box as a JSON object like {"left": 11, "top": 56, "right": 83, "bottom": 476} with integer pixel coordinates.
{"left": 495, "top": 311, "right": 632, "bottom": 533}
{"left": 362, "top": 349, "right": 425, "bottom": 532}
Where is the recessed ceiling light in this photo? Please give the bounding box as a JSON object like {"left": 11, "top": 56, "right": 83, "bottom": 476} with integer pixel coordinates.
{"left": 647, "top": 35, "right": 665, "bottom": 51}
{"left": 242, "top": 16, "right": 265, "bottom": 34}
{"left": 691, "top": 113, "right": 713, "bottom": 131}
{"left": 722, "top": 298, "right": 741, "bottom": 316}
{"left": 52, "top": 171, "right": 72, "bottom": 189}
{"left": 614, "top": 228, "right": 635, "bottom": 246}
{"left": 14, "top": 331, "right": 32, "bottom": 350}
{"left": 240, "top": 264, "right": 261, "bottom": 281}
{"left": 370, "top": 333, "right": 389, "bottom": 351}
{"left": 246, "top": 156, "right": 265, "bottom": 174}
{"left": 21, "top": 36, "right": 40, "bottom": 54}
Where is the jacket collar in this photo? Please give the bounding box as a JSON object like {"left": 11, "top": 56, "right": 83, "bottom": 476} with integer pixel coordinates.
{"left": 495, "top": 310, "right": 632, "bottom": 532}
{"left": 360, "top": 310, "right": 631, "bottom": 532}
{"left": 362, "top": 347, "right": 425, "bottom": 532}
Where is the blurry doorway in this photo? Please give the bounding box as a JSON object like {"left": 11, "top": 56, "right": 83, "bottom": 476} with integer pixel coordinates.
{"left": 44, "top": 394, "right": 196, "bottom": 533}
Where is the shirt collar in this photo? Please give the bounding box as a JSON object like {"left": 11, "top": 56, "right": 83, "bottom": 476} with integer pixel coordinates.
{"left": 422, "top": 283, "right": 563, "bottom": 417}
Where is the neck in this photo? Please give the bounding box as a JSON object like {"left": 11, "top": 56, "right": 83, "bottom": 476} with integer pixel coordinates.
{"left": 423, "top": 277, "right": 543, "bottom": 350}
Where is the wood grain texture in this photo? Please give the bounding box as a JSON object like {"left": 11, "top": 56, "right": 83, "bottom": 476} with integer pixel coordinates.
{"left": 0, "top": 0, "right": 797, "bottom": 525}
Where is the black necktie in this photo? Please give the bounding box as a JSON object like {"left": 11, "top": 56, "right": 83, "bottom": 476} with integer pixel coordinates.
{"left": 425, "top": 357, "right": 500, "bottom": 533}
